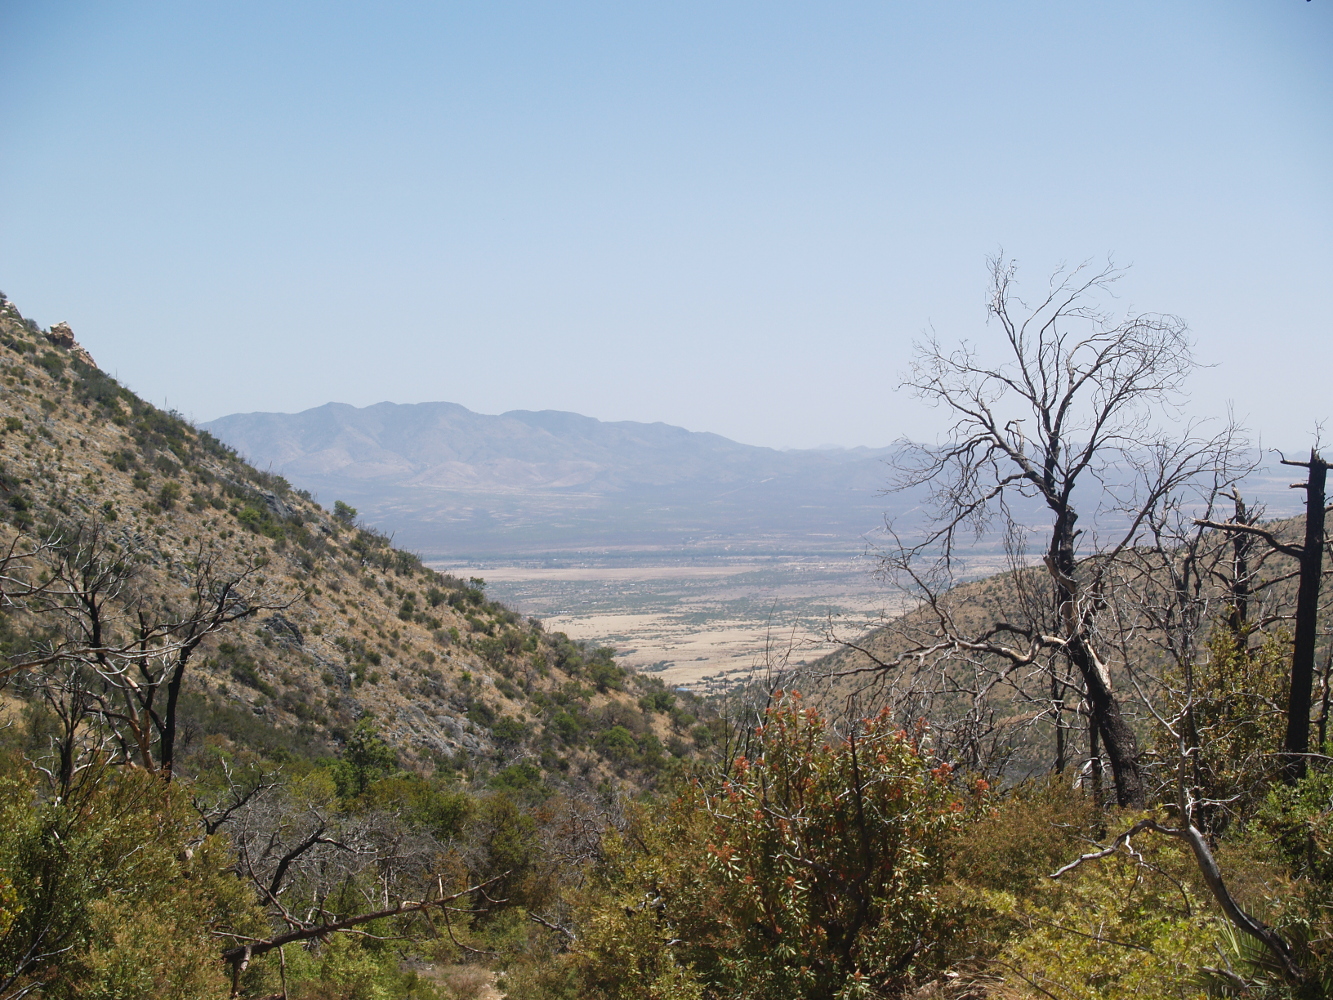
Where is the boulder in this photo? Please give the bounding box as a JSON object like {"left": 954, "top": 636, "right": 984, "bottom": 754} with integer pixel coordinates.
{"left": 46, "top": 321, "right": 98, "bottom": 369}
{"left": 260, "top": 489, "right": 293, "bottom": 521}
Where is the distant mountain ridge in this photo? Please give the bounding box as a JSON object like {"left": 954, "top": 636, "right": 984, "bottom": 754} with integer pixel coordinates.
{"left": 203, "top": 402, "right": 1306, "bottom": 564}
{"left": 205, "top": 401, "right": 895, "bottom": 493}
{"left": 203, "top": 402, "right": 904, "bottom": 559}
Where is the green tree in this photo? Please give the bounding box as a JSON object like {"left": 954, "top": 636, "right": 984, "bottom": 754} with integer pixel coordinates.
{"left": 333, "top": 500, "right": 358, "bottom": 525}
{"left": 332, "top": 720, "right": 398, "bottom": 798}
{"left": 0, "top": 757, "right": 264, "bottom": 999}
{"left": 157, "top": 480, "right": 182, "bottom": 510}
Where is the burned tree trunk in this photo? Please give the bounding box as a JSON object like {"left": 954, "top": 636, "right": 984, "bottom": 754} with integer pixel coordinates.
{"left": 1196, "top": 450, "right": 1331, "bottom": 783}
{"left": 1283, "top": 450, "right": 1327, "bottom": 781}
{"left": 879, "top": 256, "right": 1245, "bottom": 810}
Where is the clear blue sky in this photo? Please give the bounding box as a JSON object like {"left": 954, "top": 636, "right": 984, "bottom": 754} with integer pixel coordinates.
{"left": 1, "top": 1, "right": 1329, "bottom": 449}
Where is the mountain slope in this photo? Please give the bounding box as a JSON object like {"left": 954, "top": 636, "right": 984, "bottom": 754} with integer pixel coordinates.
{"left": 0, "top": 299, "right": 702, "bottom": 787}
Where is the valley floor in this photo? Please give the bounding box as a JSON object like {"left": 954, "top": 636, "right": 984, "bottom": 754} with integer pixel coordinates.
{"left": 432, "top": 553, "right": 903, "bottom": 688}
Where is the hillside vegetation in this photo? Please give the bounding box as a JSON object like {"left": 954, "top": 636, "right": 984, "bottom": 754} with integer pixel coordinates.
{"left": 0, "top": 296, "right": 722, "bottom": 997}
{"left": 2, "top": 293, "right": 1333, "bottom": 1000}
{"left": 0, "top": 299, "right": 710, "bottom": 782}
{"left": 801, "top": 514, "right": 1312, "bottom": 780}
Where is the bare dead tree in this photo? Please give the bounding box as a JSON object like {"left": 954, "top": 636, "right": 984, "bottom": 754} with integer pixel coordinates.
{"left": 193, "top": 756, "right": 282, "bottom": 837}
{"left": 813, "top": 525, "right": 1067, "bottom": 785}
{"left": 6, "top": 520, "right": 290, "bottom": 780}
{"left": 1052, "top": 594, "right": 1307, "bottom": 987}
{"left": 1043, "top": 452, "right": 1317, "bottom": 989}
{"left": 1198, "top": 449, "right": 1331, "bottom": 782}
{"left": 217, "top": 778, "right": 503, "bottom": 995}
{"left": 0, "top": 529, "right": 60, "bottom": 610}
{"left": 1104, "top": 439, "right": 1296, "bottom": 831}
{"left": 880, "top": 255, "right": 1242, "bottom": 807}
{"left": 221, "top": 876, "right": 505, "bottom": 998}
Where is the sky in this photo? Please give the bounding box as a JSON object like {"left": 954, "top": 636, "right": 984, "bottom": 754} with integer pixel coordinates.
{"left": 1, "top": 1, "right": 1330, "bottom": 451}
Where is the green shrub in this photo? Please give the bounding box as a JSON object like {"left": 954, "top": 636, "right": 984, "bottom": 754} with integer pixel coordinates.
{"left": 212, "top": 643, "right": 275, "bottom": 697}
{"left": 477, "top": 635, "right": 508, "bottom": 668}
{"left": 157, "top": 481, "right": 182, "bottom": 510}
{"left": 37, "top": 350, "right": 65, "bottom": 377}
{"left": 588, "top": 651, "right": 625, "bottom": 693}
{"left": 362, "top": 775, "right": 474, "bottom": 841}
{"left": 331, "top": 719, "right": 398, "bottom": 799}
{"left": 466, "top": 700, "right": 496, "bottom": 728}
{"left": 550, "top": 711, "right": 582, "bottom": 744}
{"left": 638, "top": 690, "right": 675, "bottom": 714}
{"left": 468, "top": 794, "right": 544, "bottom": 913}
{"left": 1245, "top": 762, "right": 1333, "bottom": 987}
{"left": 491, "top": 716, "right": 528, "bottom": 745}
{"left": 236, "top": 506, "right": 264, "bottom": 531}
{"left": 948, "top": 777, "right": 1097, "bottom": 898}
{"left": 595, "top": 725, "right": 637, "bottom": 762}
{"left": 983, "top": 835, "right": 1223, "bottom": 999}
{"left": 491, "top": 762, "right": 542, "bottom": 792}
{"left": 0, "top": 758, "right": 264, "bottom": 999}
{"left": 557, "top": 696, "right": 971, "bottom": 1000}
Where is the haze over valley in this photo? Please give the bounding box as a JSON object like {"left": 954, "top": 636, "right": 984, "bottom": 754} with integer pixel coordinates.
{"left": 204, "top": 401, "right": 912, "bottom": 683}
{"left": 205, "top": 400, "right": 1304, "bottom": 685}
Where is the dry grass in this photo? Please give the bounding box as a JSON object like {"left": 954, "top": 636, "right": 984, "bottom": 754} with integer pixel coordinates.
{"left": 0, "top": 298, "right": 682, "bottom": 781}
{"left": 443, "top": 557, "right": 904, "bottom": 687}
{"left": 436, "top": 964, "right": 499, "bottom": 1000}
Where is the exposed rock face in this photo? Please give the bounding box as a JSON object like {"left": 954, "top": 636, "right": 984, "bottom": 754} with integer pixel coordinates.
{"left": 260, "top": 489, "right": 293, "bottom": 521}
{"left": 46, "top": 321, "right": 98, "bottom": 369}
{"left": 260, "top": 613, "right": 304, "bottom": 646}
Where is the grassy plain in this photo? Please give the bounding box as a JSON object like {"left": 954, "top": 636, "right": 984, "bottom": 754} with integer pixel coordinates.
{"left": 433, "top": 553, "right": 900, "bottom": 688}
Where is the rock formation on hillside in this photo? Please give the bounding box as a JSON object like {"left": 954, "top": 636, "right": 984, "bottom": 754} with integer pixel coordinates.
{"left": 46, "top": 320, "right": 97, "bottom": 369}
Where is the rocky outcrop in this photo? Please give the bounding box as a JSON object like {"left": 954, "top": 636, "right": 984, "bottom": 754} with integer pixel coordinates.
{"left": 47, "top": 321, "right": 98, "bottom": 369}
{"left": 260, "top": 489, "right": 293, "bottom": 521}
{"left": 47, "top": 322, "right": 75, "bottom": 348}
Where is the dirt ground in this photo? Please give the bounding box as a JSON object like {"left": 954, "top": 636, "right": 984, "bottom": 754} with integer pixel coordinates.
{"left": 434, "top": 556, "right": 902, "bottom": 688}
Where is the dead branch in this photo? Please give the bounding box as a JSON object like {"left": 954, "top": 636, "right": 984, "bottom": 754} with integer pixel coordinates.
{"left": 222, "top": 875, "right": 508, "bottom": 995}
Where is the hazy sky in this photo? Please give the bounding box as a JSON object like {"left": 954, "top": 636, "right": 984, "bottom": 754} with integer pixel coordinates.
{"left": 1, "top": 2, "right": 1329, "bottom": 450}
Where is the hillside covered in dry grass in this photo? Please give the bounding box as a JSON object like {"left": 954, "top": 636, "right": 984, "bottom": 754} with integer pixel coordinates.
{"left": 798, "top": 511, "right": 1311, "bottom": 784}
{"left": 0, "top": 295, "right": 710, "bottom": 794}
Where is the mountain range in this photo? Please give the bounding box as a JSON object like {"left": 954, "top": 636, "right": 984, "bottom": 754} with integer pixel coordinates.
{"left": 203, "top": 402, "right": 906, "bottom": 560}
{"left": 205, "top": 401, "right": 1307, "bottom": 566}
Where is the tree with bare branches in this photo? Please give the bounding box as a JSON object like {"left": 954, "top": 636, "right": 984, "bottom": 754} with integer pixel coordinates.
{"left": 878, "top": 255, "right": 1246, "bottom": 807}
{"left": 1198, "top": 449, "right": 1332, "bottom": 782}
{"left": 4, "top": 520, "right": 288, "bottom": 782}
